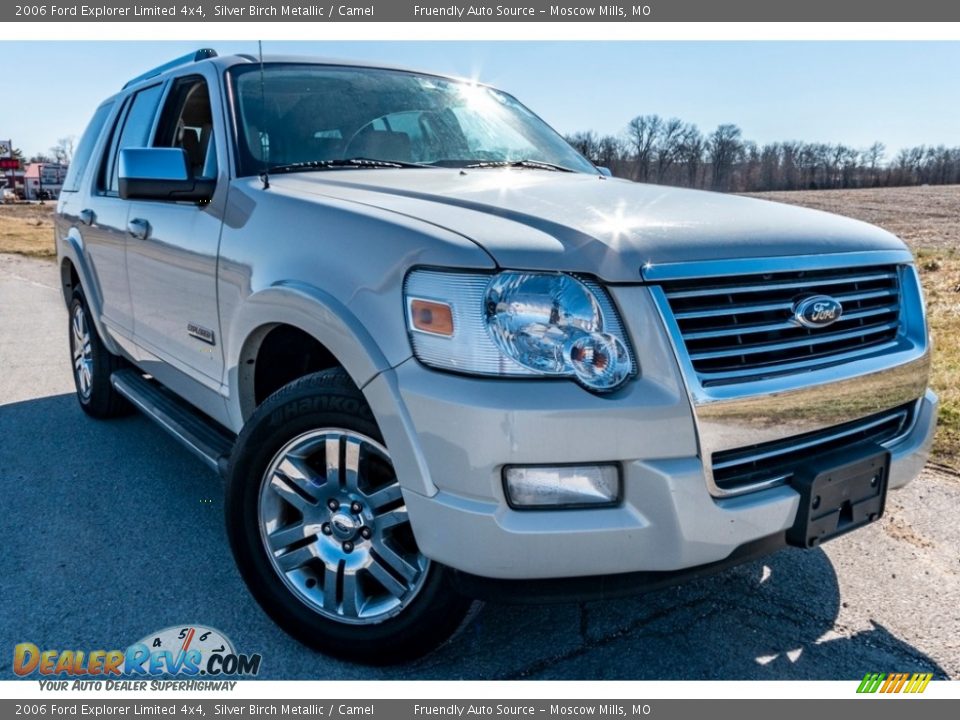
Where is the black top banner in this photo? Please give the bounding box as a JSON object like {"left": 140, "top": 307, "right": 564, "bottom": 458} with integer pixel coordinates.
{"left": 5, "top": 0, "right": 960, "bottom": 22}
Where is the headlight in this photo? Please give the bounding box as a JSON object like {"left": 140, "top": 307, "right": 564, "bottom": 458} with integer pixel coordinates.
{"left": 404, "top": 269, "right": 636, "bottom": 392}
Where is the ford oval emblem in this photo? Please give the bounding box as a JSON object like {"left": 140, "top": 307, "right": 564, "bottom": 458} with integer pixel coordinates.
{"left": 793, "top": 295, "right": 843, "bottom": 329}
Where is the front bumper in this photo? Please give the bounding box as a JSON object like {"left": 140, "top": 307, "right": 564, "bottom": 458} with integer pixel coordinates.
{"left": 366, "top": 353, "right": 937, "bottom": 581}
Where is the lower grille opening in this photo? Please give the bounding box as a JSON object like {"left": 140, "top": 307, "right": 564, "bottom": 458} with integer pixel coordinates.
{"left": 711, "top": 403, "right": 915, "bottom": 495}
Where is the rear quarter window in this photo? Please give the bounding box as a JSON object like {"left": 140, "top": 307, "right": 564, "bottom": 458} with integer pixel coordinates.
{"left": 61, "top": 101, "right": 114, "bottom": 193}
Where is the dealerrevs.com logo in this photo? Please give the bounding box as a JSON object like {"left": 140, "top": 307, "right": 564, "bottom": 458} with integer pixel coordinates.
{"left": 13, "top": 625, "right": 261, "bottom": 690}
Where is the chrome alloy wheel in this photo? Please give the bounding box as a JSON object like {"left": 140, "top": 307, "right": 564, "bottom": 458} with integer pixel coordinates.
{"left": 257, "top": 429, "right": 429, "bottom": 625}
{"left": 70, "top": 303, "right": 94, "bottom": 399}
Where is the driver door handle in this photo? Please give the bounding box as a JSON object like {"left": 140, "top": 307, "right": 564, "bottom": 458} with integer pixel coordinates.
{"left": 79, "top": 209, "right": 96, "bottom": 226}
{"left": 127, "top": 218, "right": 151, "bottom": 240}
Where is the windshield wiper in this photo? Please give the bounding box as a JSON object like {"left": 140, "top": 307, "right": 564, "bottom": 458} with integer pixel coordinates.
{"left": 266, "top": 157, "right": 429, "bottom": 174}
{"left": 463, "top": 159, "right": 576, "bottom": 172}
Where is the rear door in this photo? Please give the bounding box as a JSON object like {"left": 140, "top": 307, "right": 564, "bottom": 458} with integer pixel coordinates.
{"left": 81, "top": 83, "right": 165, "bottom": 338}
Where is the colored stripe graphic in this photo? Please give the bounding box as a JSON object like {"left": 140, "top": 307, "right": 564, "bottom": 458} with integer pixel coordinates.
{"left": 857, "top": 672, "right": 886, "bottom": 693}
{"left": 857, "top": 672, "right": 932, "bottom": 693}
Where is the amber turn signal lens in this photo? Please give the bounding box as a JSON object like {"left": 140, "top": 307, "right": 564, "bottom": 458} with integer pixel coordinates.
{"left": 410, "top": 299, "right": 454, "bottom": 336}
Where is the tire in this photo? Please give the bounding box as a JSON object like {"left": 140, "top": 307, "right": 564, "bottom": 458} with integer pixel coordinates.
{"left": 225, "top": 368, "right": 473, "bottom": 665}
{"left": 68, "top": 289, "right": 130, "bottom": 419}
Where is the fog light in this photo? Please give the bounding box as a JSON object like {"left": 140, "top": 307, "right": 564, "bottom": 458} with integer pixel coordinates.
{"left": 503, "top": 464, "right": 620, "bottom": 509}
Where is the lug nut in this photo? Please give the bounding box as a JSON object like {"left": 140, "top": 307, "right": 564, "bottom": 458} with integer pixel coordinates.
{"left": 360, "top": 527, "right": 372, "bottom": 540}
{"left": 327, "top": 499, "right": 340, "bottom": 511}
{"left": 321, "top": 523, "right": 332, "bottom": 536}
{"left": 343, "top": 541, "right": 354, "bottom": 553}
{"left": 350, "top": 501, "right": 362, "bottom": 514}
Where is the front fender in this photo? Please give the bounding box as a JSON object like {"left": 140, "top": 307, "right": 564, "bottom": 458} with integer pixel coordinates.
{"left": 224, "top": 280, "right": 403, "bottom": 427}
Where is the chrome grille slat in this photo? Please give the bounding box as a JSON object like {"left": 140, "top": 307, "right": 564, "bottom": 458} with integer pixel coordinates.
{"left": 688, "top": 321, "right": 899, "bottom": 361}
{"left": 659, "top": 264, "right": 904, "bottom": 385}
{"left": 711, "top": 404, "right": 913, "bottom": 495}
{"left": 672, "top": 288, "right": 897, "bottom": 321}
{"left": 691, "top": 340, "right": 902, "bottom": 381}
{"left": 663, "top": 271, "right": 898, "bottom": 300}
{"left": 712, "top": 410, "right": 909, "bottom": 471}
{"left": 682, "top": 305, "right": 899, "bottom": 340}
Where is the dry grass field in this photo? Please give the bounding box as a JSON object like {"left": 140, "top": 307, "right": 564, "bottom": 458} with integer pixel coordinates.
{"left": 0, "top": 202, "right": 56, "bottom": 258}
{"left": 1, "top": 186, "right": 957, "bottom": 468}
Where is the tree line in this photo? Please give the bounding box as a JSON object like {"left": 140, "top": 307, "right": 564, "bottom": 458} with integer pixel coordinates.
{"left": 565, "top": 116, "right": 960, "bottom": 192}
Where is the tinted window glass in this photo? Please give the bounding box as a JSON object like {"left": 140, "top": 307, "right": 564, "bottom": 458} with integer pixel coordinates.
{"left": 228, "top": 64, "right": 595, "bottom": 175}
{"left": 107, "top": 83, "right": 164, "bottom": 193}
{"left": 62, "top": 101, "right": 114, "bottom": 193}
{"left": 154, "top": 77, "right": 217, "bottom": 179}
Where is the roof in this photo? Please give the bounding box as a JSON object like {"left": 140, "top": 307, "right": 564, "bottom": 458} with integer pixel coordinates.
{"left": 122, "top": 48, "right": 480, "bottom": 92}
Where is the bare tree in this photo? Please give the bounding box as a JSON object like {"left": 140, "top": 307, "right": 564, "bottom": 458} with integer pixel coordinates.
{"left": 566, "top": 131, "right": 599, "bottom": 163}
{"left": 50, "top": 136, "right": 76, "bottom": 165}
{"left": 708, "top": 124, "right": 743, "bottom": 191}
{"left": 654, "top": 117, "right": 684, "bottom": 182}
{"left": 679, "top": 124, "right": 705, "bottom": 188}
{"left": 626, "top": 114, "right": 662, "bottom": 182}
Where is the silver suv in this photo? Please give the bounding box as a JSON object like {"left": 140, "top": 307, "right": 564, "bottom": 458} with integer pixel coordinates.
{"left": 55, "top": 50, "right": 937, "bottom": 664}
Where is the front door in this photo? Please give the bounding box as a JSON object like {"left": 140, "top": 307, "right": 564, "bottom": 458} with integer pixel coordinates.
{"left": 125, "top": 74, "right": 226, "bottom": 386}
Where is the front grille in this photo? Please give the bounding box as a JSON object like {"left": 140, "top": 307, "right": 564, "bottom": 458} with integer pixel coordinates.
{"left": 660, "top": 265, "right": 903, "bottom": 385}
{"left": 711, "top": 403, "right": 914, "bottom": 494}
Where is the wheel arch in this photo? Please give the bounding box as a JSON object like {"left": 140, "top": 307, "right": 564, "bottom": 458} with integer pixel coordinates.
{"left": 226, "top": 282, "right": 436, "bottom": 497}
{"left": 58, "top": 234, "right": 123, "bottom": 356}
{"left": 227, "top": 281, "right": 401, "bottom": 426}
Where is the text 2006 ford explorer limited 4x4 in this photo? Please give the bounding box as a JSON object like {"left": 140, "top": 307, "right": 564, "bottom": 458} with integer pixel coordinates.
{"left": 55, "top": 50, "right": 937, "bottom": 664}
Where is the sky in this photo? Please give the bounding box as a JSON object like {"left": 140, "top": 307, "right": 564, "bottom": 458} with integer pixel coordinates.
{"left": 1, "top": 41, "right": 958, "bottom": 160}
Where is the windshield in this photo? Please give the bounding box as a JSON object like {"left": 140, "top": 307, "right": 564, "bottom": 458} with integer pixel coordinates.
{"left": 227, "top": 63, "right": 596, "bottom": 175}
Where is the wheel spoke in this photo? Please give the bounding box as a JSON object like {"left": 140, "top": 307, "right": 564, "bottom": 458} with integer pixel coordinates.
{"left": 277, "top": 456, "right": 324, "bottom": 494}
{"left": 364, "top": 483, "right": 403, "bottom": 512}
{"left": 322, "top": 564, "right": 339, "bottom": 612}
{"left": 341, "top": 569, "right": 361, "bottom": 615}
{"left": 367, "top": 556, "right": 408, "bottom": 598}
{"left": 269, "top": 473, "right": 317, "bottom": 513}
{"left": 343, "top": 436, "right": 362, "bottom": 490}
{"left": 377, "top": 508, "right": 409, "bottom": 531}
{"left": 267, "top": 522, "right": 312, "bottom": 552}
{"left": 275, "top": 542, "right": 319, "bottom": 572}
{"left": 372, "top": 539, "right": 418, "bottom": 583}
{"left": 324, "top": 436, "right": 341, "bottom": 486}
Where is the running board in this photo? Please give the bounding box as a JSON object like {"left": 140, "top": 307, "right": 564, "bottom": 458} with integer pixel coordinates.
{"left": 111, "top": 368, "right": 235, "bottom": 477}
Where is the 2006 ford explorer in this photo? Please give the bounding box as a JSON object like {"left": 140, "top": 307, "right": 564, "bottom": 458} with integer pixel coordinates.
{"left": 55, "top": 50, "right": 937, "bottom": 664}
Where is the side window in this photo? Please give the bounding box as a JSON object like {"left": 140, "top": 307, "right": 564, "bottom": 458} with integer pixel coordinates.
{"left": 100, "top": 83, "right": 164, "bottom": 195}
{"left": 154, "top": 76, "right": 217, "bottom": 180}
{"left": 61, "top": 101, "right": 114, "bottom": 193}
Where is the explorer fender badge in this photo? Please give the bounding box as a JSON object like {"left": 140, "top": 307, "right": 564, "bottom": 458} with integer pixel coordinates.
{"left": 187, "top": 322, "right": 216, "bottom": 345}
{"left": 792, "top": 295, "right": 843, "bottom": 329}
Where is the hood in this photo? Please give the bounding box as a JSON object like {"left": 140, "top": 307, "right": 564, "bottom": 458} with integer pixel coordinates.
{"left": 272, "top": 169, "right": 908, "bottom": 282}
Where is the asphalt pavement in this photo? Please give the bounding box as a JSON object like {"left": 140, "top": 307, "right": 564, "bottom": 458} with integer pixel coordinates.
{"left": 1, "top": 253, "right": 958, "bottom": 680}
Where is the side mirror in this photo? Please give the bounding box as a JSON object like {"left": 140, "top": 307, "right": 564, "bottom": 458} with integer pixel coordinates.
{"left": 596, "top": 166, "right": 613, "bottom": 177}
{"left": 118, "top": 147, "right": 215, "bottom": 202}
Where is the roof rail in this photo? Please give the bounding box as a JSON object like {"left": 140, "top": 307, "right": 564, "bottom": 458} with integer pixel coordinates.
{"left": 123, "top": 49, "right": 218, "bottom": 89}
